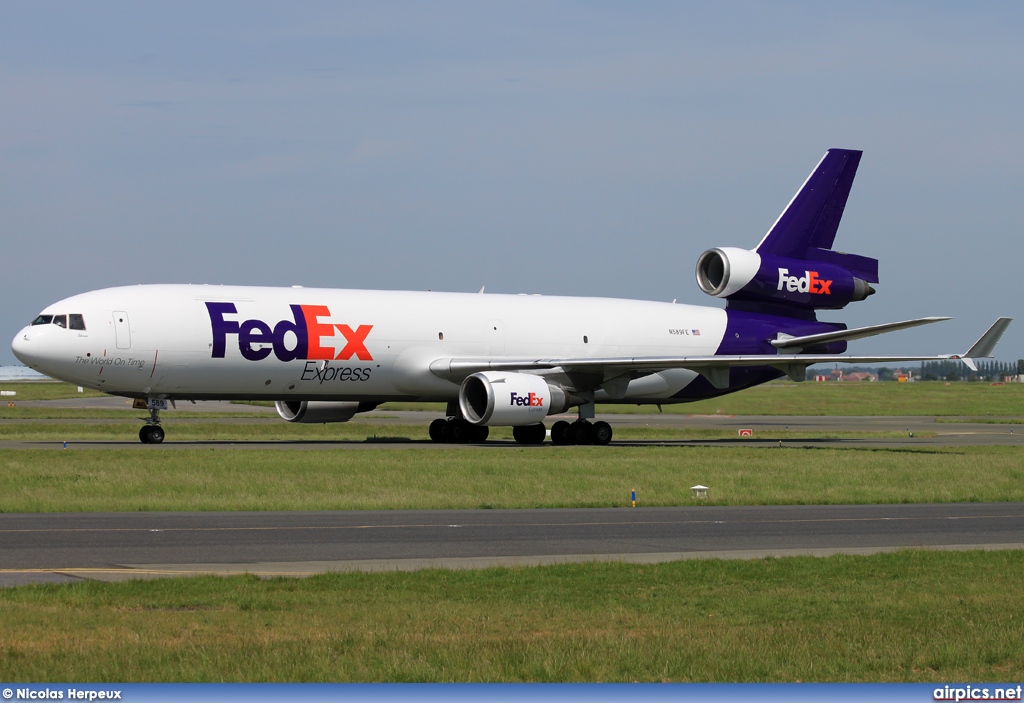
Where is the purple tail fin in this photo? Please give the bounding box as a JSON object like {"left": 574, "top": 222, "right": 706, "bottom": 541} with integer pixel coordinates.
{"left": 755, "top": 149, "right": 877, "bottom": 283}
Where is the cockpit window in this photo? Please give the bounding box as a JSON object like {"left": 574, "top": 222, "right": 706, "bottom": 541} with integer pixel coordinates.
{"left": 52, "top": 315, "right": 67, "bottom": 328}
{"left": 69, "top": 314, "right": 86, "bottom": 331}
{"left": 31, "top": 315, "right": 53, "bottom": 326}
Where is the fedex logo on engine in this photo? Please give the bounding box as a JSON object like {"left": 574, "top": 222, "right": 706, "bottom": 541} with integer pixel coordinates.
{"left": 777, "top": 268, "right": 832, "bottom": 295}
{"left": 206, "top": 302, "right": 372, "bottom": 362}
{"left": 510, "top": 392, "right": 544, "bottom": 408}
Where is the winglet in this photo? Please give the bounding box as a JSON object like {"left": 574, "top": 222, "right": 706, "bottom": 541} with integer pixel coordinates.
{"left": 960, "top": 317, "right": 1013, "bottom": 371}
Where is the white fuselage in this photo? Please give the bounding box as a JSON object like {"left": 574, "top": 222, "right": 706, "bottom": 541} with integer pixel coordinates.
{"left": 12, "top": 284, "right": 728, "bottom": 403}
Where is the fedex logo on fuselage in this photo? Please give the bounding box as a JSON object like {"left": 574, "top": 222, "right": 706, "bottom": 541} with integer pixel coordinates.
{"left": 777, "top": 268, "right": 832, "bottom": 295}
{"left": 510, "top": 392, "right": 544, "bottom": 408}
{"left": 206, "top": 302, "right": 372, "bottom": 362}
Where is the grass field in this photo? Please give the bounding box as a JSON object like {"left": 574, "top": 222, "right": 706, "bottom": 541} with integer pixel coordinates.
{"left": 0, "top": 419, "right": 930, "bottom": 443}
{"left": 0, "top": 407, "right": 277, "bottom": 419}
{"left": 2, "top": 549, "right": 1022, "bottom": 682}
{"left": 2, "top": 383, "right": 1022, "bottom": 683}
{"left": 2, "top": 379, "right": 1023, "bottom": 416}
{"left": 0, "top": 382, "right": 107, "bottom": 401}
{"left": 311, "top": 380, "right": 1024, "bottom": 416}
{"left": 1, "top": 445, "right": 1021, "bottom": 512}
{"left": 611, "top": 380, "right": 1024, "bottom": 416}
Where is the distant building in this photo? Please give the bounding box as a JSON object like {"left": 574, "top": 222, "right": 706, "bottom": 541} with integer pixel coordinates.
{"left": 814, "top": 370, "right": 877, "bottom": 382}
{"left": 842, "top": 372, "right": 877, "bottom": 382}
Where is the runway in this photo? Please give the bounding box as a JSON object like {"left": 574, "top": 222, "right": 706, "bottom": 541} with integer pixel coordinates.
{"left": 1, "top": 410, "right": 1022, "bottom": 449}
{"left": 2, "top": 503, "right": 1022, "bottom": 586}
{"left": 3, "top": 400, "right": 1021, "bottom": 587}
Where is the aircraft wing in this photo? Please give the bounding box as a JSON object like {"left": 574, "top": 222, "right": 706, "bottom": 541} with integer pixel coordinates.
{"left": 430, "top": 317, "right": 1012, "bottom": 390}
{"left": 431, "top": 352, "right": 962, "bottom": 388}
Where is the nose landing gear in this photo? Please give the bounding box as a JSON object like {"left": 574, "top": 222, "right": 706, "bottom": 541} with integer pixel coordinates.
{"left": 136, "top": 399, "right": 168, "bottom": 444}
{"left": 139, "top": 423, "right": 165, "bottom": 444}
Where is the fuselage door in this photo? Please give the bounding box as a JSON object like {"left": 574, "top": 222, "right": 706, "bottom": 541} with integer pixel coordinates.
{"left": 113, "top": 311, "right": 131, "bottom": 349}
{"left": 486, "top": 319, "right": 505, "bottom": 356}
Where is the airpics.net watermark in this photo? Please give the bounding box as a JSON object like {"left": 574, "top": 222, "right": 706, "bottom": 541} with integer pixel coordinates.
{"left": 934, "top": 685, "right": 1024, "bottom": 701}
{"left": 3, "top": 690, "right": 121, "bottom": 701}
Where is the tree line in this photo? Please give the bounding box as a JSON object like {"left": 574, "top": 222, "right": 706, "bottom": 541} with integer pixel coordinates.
{"left": 914, "top": 359, "right": 1024, "bottom": 382}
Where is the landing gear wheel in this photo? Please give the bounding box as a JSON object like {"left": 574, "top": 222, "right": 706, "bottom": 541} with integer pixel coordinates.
{"left": 429, "top": 418, "right": 450, "bottom": 443}
{"left": 570, "top": 420, "right": 593, "bottom": 446}
{"left": 448, "top": 419, "right": 475, "bottom": 443}
{"left": 590, "top": 421, "right": 612, "bottom": 445}
{"left": 551, "top": 420, "right": 571, "bottom": 446}
{"left": 429, "top": 418, "right": 487, "bottom": 443}
{"left": 139, "top": 425, "right": 164, "bottom": 444}
{"left": 513, "top": 423, "right": 546, "bottom": 445}
{"left": 591, "top": 421, "right": 612, "bottom": 445}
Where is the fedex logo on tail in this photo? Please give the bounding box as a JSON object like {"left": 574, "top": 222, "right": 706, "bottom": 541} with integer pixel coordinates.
{"left": 206, "top": 302, "right": 372, "bottom": 362}
{"left": 510, "top": 392, "right": 544, "bottom": 408}
{"left": 777, "top": 268, "right": 832, "bottom": 295}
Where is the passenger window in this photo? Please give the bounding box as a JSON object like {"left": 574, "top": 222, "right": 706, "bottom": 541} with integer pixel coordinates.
{"left": 32, "top": 315, "right": 53, "bottom": 326}
{"left": 52, "top": 315, "right": 67, "bottom": 328}
{"left": 69, "top": 314, "right": 86, "bottom": 331}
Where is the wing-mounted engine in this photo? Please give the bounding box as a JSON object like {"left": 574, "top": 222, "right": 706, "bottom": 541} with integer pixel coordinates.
{"left": 275, "top": 400, "right": 377, "bottom": 423}
{"left": 459, "top": 372, "right": 576, "bottom": 426}
{"left": 695, "top": 247, "right": 875, "bottom": 311}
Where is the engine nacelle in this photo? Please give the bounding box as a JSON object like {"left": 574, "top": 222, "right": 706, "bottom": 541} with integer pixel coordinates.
{"left": 459, "top": 372, "right": 573, "bottom": 426}
{"left": 275, "top": 400, "right": 375, "bottom": 423}
{"left": 695, "top": 247, "right": 875, "bottom": 310}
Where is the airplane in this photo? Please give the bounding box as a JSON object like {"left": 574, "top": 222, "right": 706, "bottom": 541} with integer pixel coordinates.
{"left": 11, "top": 148, "right": 1012, "bottom": 446}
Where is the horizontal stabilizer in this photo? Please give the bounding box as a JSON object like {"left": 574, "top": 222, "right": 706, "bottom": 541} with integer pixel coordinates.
{"left": 771, "top": 317, "right": 951, "bottom": 351}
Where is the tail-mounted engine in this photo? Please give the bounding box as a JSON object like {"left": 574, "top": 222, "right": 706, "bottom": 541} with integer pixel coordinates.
{"left": 695, "top": 247, "right": 876, "bottom": 311}
{"left": 459, "top": 372, "right": 576, "bottom": 426}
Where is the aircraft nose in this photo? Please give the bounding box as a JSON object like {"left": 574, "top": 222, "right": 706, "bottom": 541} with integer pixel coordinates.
{"left": 11, "top": 327, "right": 37, "bottom": 366}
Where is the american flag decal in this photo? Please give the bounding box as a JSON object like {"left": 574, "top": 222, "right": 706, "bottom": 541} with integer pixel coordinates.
{"left": 692, "top": 329, "right": 701, "bottom": 336}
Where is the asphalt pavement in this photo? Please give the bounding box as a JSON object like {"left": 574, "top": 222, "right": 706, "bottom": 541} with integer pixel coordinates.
{"left": 1, "top": 503, "right": 1022, "bottom": 586}
{"left": 2, "top": 398, "right": 1021, "bottom": 587}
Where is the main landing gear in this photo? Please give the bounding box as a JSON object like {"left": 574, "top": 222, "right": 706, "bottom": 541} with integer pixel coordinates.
{"left": 550, "top": 419, "right": 613, "bottom": 446}
{"left": 429, "top": 417, "right": 489, "bottom": 444}
{"left": 428, "top": 418, "right": 613, "bottom": 446}
{"left": 427, "top": 402, "right": 613, "bottom": 446}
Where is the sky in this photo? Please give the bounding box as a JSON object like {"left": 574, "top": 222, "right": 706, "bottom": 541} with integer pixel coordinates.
{"left": 2, "top": 2, "right": 1022, "bottom": 365}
